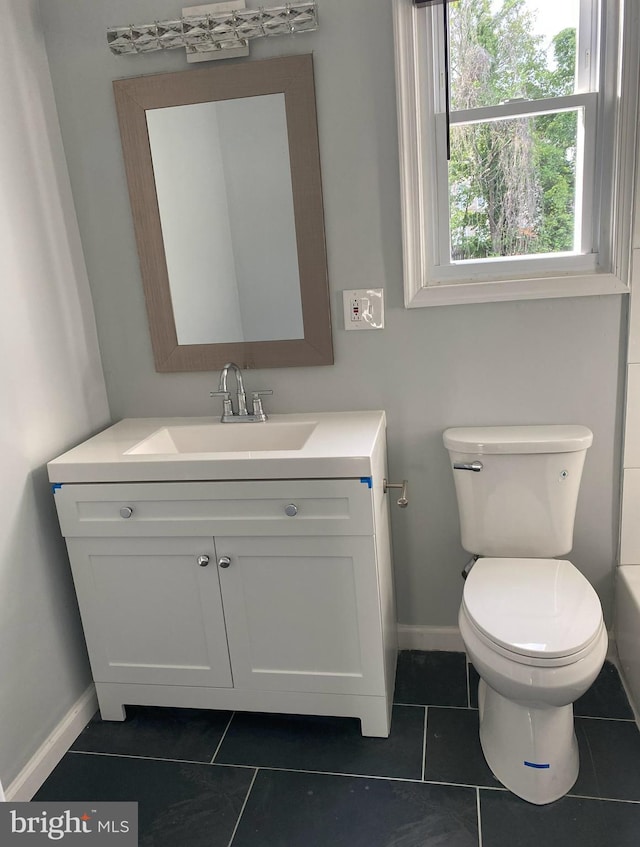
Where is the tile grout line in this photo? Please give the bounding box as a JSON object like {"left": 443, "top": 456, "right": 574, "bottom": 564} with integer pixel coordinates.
{"left": 67, "top": 750, "right": 429, "bottom": 784}
{"left": 574, "top": 714, "right": 638, "bottom": 722}
{"left": 66, "top": 751, "right": 640, "bottom": 804}
{"left": 394, "top": 702, "right": 471, "bottom": 710}
{"left": 397, "top": 702, "right": 637, "bottom": 722}
{"left": 466, "top": 661, "right": 472, "bottom": 710}
{"left": 567, "top": 793, "right": 640, "bottom": 805}
{"left": 210, "top": 712, "right": 236, "bottom": 764}
{"left": 476, "top": 787, "right": 483, "bottom": 847}
{"left": 229, "top": 763, "right": 435, "bottom": 785}
{"left": 226, "top": 767, "right": 259, "bottom": 847}
{"left": 421, "top": 706, "right": 428, "bottom": 782}
{"left": 68, "top": 750, "right": 218, "bottom": 766}
{"left": 68, "top": 752, "right": 640, "bottom": 806}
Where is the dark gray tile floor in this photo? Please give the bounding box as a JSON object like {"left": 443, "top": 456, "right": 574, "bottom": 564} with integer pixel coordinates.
{"left": 34, "top": 653, "right": 640, "bottom": 846}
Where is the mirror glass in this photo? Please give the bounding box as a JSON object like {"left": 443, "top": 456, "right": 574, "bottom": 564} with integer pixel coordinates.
{"left": 113, "top": 54, "right": 333, "bottom": 372}
{"left": 147, "top": 94, "right": 304, "bottom": 345}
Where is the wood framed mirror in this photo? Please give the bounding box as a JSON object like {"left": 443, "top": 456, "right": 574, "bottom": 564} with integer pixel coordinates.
{"left": 113, "top": 54, "right": 333, "bottom": 372}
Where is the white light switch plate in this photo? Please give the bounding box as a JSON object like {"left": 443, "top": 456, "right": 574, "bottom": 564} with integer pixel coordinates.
{"left": 343, "top": 289, "right": 384, "bottom": 331}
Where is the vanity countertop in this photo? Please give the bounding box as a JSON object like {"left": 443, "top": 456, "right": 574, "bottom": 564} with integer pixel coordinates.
{"left": 47, "top": 411, "right": 387, "bottom": 483}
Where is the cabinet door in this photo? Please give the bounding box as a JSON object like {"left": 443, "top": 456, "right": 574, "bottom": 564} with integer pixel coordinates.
{"left": 66, "top": 537, "right": 232, "bottom": 688}
{"left": 217, "top": 536, "right": 385, "bottom": 696}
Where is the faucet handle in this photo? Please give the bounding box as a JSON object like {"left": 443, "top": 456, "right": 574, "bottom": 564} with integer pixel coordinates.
{"left": 251, "top": 390, "right": 272, "bottom": 420}
{"left": 210, "top": 389, "right": 233, "bottom": 418}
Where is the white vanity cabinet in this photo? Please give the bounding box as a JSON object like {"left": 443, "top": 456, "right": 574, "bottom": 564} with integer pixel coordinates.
{"left": 53, "top": 464, "right": 397, "bottom": 737}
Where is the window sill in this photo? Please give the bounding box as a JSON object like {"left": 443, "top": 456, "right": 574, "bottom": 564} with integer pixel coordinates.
{"left": 406, "top": 272, "right": 629, "bottom": 308}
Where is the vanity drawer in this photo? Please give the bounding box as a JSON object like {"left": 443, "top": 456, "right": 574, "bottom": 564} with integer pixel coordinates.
{"left": 55, "top": 480, "right": 375, "bottom": 538}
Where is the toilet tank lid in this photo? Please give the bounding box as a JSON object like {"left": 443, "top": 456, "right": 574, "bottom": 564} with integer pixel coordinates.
{"left": 443, "top": 425, "right": 593, "bottom": 454}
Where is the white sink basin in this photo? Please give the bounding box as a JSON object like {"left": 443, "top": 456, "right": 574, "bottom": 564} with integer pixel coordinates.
{"left": 126, "top": 421, "right": 317, "bottom": 455}
{"left": 47, "top": 411, "right": 386, "bottom": 483}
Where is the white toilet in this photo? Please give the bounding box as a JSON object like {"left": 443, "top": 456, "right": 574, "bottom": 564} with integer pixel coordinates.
{"left": 443, "top": 425, "right": 607, "bottom": 805}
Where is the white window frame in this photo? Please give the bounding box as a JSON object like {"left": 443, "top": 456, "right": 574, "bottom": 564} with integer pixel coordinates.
{"left": 393, "top": 0, "right": 639, "bottom": 307}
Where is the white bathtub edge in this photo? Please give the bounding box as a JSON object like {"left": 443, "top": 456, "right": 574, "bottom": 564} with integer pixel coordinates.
{"left": 614, "top": 566, "right": 640, "bottom": 726}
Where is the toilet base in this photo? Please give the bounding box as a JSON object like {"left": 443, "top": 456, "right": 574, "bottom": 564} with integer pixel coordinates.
{"left": 478, "top": 679, "right": 579, "bottom": 805}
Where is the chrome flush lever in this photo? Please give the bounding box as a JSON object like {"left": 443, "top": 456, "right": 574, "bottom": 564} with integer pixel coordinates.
{"left": 453, "top": 461, "right": 483, "bottom": 472}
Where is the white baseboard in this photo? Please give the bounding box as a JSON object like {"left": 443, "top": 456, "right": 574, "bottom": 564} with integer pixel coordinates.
{"left": 5, "top": 684, "right": 97, "bottom": 802}
{"left": 397, "top": 624, "right": 465, "bottom": 653}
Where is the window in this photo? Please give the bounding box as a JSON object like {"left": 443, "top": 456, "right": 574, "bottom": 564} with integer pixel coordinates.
{"left": 393, "top": 0, "right": 638, "bottom": 307}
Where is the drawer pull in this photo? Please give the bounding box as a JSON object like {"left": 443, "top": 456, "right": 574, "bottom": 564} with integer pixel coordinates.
{"left": 218, "top": 556, "right": 231, "bottom": 568}
{"left": 119, "top": 506, "right": 134, "bottom": 519}
{"left": 284, "top": 504, "right": 298, "bottom": 517}
{"left": 197, "top": 555, "right": 210, "bottom": 567}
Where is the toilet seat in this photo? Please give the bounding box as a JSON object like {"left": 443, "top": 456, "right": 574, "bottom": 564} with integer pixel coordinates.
{"left": 462, "top": 558, "right": 603, "bottom": 666}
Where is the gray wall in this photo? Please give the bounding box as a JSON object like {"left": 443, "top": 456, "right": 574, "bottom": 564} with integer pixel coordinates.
{"left": 39, "top": 0, "right": 627, "bottom": 627}
{"left": 0, "top": 0, "right": 110, "bottom": 790}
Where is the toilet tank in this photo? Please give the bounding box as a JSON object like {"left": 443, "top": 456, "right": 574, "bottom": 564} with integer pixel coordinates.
{"left": 443, "top": 425, "right": 593, "bottom": 558}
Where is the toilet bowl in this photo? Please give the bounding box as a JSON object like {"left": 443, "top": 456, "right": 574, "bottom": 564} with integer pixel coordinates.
{"left": 443, "top": 425, "right": 605, "bottom": 805}
{"left": 459, "top": 557, "right": 607, "bottom": 804}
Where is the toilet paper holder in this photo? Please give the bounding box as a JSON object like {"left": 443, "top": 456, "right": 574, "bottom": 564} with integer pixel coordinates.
{"left": 383, "top": 479, "right": 409, "bottom": 508}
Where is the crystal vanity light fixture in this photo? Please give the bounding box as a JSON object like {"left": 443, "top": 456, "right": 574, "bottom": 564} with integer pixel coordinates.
{"left": 107, "top": 1, "right": 318, "bottom": 61}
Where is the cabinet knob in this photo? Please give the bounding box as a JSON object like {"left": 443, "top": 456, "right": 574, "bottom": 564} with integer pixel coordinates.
{"left": 284, "top": 504, "right": 298, "bottom": 517}
{"left": 119, "top": 506, "right": 134, "bottom": 519}
{"left": 197, "top": 555, "right": 210, "bottom": 567}
{"left": 218, "top": 556, "right": 231, "bottom": 568}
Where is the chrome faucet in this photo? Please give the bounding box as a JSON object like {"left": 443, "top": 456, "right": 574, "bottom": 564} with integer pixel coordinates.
{"left": 216, "top": 362, "right": 248, "bottom": 417}
{"left": 210, "top": 362, "right": 272, "bottom": 422}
